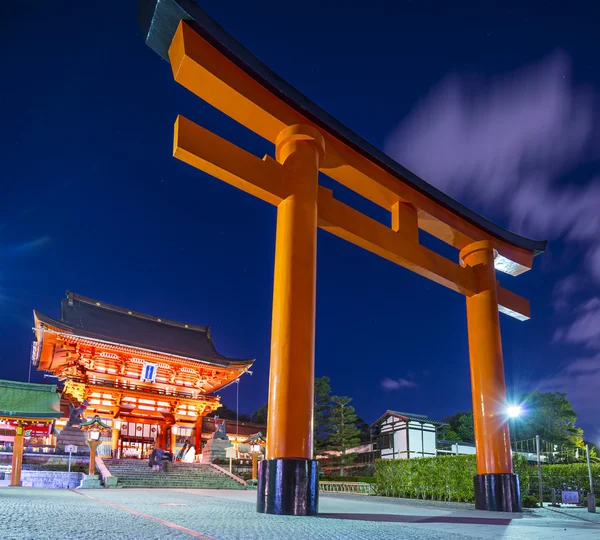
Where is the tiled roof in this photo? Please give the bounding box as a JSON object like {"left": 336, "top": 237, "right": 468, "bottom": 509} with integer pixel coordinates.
{"left": 0, "top": 380, "right": 62, "bottom": 420}
{"left": 371, "top": 409, "right": 447, "bottom": 427}
{"left": 35, "top": 292, "right": 254, "bottom": 368}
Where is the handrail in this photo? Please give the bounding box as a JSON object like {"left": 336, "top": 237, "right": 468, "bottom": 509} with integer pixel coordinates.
{"left": 209, "top": 463, "right": 247, "bottom": 487}
{"left": 95, "top": 455, "right": 118, "bottom": 487}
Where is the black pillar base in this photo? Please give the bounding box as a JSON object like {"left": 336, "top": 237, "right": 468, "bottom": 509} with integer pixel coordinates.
{"left": 257, "top": 458, "right": 319, "bottom": 516}
{"left": 474, "top": 473, "right": 521, "bottom": 512}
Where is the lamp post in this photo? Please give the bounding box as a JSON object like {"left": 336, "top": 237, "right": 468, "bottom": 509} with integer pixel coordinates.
{"left": 88, "top": 428, "right": 101, "bottom": 475}
{"left": 506, "top": 405, "right": 523, "bottom": 448}
{"left": 250, "top": 443, "right": 261, "bottom": 481}
{"left": 80, "top": 416, "right": 110, "bottom": 476}
{"left": 242, "top": 432, "right": 266, "bottom": 482}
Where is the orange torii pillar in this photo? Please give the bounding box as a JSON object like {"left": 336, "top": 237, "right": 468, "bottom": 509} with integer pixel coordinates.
{"left": 461, "top": 241, "right": 519, "bottom": 511}
{"left": 10, "top": 422, "right": 24, "bottom": 487}
{"left": 257, "top": 125, "right": 324, "bottom": 515}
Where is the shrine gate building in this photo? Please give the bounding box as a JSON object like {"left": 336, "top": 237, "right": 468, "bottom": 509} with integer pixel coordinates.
{"left": 33, "top": 292, "right": 254, "bottom": 459}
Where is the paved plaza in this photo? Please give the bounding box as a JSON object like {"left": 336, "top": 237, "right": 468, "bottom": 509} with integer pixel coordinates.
{"left": 1, "top": 488, "right": 599, "bottom": 539}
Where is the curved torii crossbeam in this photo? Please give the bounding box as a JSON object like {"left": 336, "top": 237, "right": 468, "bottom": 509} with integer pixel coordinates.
{"left": 139, "top": 0, "right": 546, "bottom": 515}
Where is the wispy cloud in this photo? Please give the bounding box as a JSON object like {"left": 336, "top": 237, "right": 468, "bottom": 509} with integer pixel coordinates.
{"left": 557, "top": 296, "right": 600, "bottom": 349}
{"left": 385, "top": 50, "right": 600, "bottom": 433}
{"left": 381, "top": 377, "right": 418, "bottom": 391}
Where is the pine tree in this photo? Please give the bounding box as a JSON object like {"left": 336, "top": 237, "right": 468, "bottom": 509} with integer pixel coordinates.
{"left": 251, "top": 403, "right": 268, "bottom": 425}
{"left": 313, "top": 376, "right": 332, "bottom": 457}
{"left": 328, "top": 396, "right": 361, "bottom": 476}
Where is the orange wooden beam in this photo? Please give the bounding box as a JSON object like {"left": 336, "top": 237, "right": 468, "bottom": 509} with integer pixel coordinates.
{"left": 173, "top": 117, "right": 530, "bottom": 320}
{"left": 497, "top": 286, "right": 530, "bottom": 321}
{"left": 174, "top": 115, "right": 286, "bottom": 205}
{"left": 168, "top": 20, "right": 534, "bottom": 276}
{"left": 317, "top": 187, "right": 475, "bottom": 296}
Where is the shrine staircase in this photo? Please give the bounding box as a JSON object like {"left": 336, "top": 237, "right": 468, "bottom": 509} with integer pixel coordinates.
{"left": 102, "top": 459, "right": 246, "bottom": 490}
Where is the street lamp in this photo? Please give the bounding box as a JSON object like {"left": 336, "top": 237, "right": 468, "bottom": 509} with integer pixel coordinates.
{"left": 242, "top": 432, "right": 266, "bottom": 482}
{"left": 80, "top": 415, "right": 110, "bottom": 475}
{"left": 506, "top": 404, "right": 524, "bottom": 448}
{"left": 506, "top": 405, "right": 522, "bottom": 419}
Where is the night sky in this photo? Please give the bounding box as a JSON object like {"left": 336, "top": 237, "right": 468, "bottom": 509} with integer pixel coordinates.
{"left": 2, "top": 1, "right": 599, "bottom": 443}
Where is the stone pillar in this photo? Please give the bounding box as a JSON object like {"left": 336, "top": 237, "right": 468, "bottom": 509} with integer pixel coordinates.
{"left": 257, "top": 125, "right": 324, "bottom": 516}
{"left": 461, "top": 240, "right": 520, "bottom": 512}
{"left": 10, "top": 422, "right": 24, "bottom": 487}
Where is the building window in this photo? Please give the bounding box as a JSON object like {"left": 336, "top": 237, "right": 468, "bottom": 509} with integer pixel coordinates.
{"left": 378, "top": 433, "right": 392, "bottom": 450}
{"left": 140, "top": 362, "right": 158, "bottom": 383}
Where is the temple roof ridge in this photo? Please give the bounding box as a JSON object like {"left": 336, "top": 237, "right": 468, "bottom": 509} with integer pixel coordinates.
{"left": 34, "top": 292, "right": 254, "bottom": 368}
{"left": 63, "top": 291, "right": 210, "bottom": 334}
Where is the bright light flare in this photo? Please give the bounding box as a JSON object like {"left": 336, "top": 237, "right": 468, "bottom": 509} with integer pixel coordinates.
{"left": 506, "top": 405, "right": 522, "bottom": 418}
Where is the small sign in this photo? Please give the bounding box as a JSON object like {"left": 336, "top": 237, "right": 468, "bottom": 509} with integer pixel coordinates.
{"left": 562, "top": 491, "right": 579, "bottom": 504}
{"left": 140, "top": 362, "right": 158, "bottom": 383}
{"left": 65, "top": 445, "right": 77, "bottom": 453}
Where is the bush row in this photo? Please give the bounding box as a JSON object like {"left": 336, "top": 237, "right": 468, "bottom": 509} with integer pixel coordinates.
{"left": 320, "top": 476, "right": 377, "bottom": 483}
{"left": 525, "top": 462, "right": 600, "bottom": 502}
{"left": 374, "top": 454, "right": 600, "bottom": 503}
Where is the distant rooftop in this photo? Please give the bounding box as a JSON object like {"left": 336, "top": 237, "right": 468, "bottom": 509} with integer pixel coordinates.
{"left": 0, "top": 379, "right": 62, "bottom": 420}
{"left": 371, "top": 410, "right": 447, "bottom": 427}
{"left": 34, "top": 292, "right": 254, "bottom": 369}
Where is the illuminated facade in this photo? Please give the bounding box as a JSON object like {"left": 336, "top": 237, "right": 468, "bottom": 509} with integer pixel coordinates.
{"left": 33, "top": 292, "right": 253, "bottom": 459}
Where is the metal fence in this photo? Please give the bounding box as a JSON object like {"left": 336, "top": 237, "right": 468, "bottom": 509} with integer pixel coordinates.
{"left": 319, "top": 481, "right": 375, "bottom": 495}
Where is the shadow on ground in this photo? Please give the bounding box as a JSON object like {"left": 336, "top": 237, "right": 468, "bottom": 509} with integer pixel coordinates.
{"left": 319, "top": 513, "right": 513, "bottom": 525}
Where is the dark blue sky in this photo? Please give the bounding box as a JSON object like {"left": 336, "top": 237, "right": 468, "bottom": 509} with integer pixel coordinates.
{"left": 2, "top": 1, "right": 599, "bottom": 440}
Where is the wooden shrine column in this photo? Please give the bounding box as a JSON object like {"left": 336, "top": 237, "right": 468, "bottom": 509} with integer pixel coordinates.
{"left": 156, "top": 423, "right": 167, "bottom": 449}
{"left": 461, "top": 240, "right": 520, "bottom": 512}
{"left": 258, "top": 125, "right": 324, "bottom": 516}
{"left": 10, "top": 421, "right": 24, "bottom": 487}
{"left": 195, "top": 416, "right": 202, "bottom": 455}
{"left": 170, "top": 426, "right": 178, "bottom": 455}
{"left": 111, "top": 420, "right": 121, "bottom": 458}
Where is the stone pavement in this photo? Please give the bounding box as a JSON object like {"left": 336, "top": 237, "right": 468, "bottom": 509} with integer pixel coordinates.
{"left": 0, "top": 488, "right": 599, "bottom": 540}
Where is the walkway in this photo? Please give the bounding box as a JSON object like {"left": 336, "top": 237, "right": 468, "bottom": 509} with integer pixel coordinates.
{"left": 0, "top": 488, "right": 598, "bottom": 539}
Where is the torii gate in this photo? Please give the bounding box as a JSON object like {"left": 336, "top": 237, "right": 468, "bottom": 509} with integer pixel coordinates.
{"left": 139, "top": 0, "right": 546, "bottom": 515}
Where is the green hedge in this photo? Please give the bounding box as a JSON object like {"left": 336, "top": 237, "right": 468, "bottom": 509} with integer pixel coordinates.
{"left": 320, "top": 476, "right": 376, "bottom": 483}
{"left": 375, "top": 455, "right": 600, "bottom": 503}
{"left": 528, "top": 463, "right": 600, "bottom": 502}
{"left": 375, "top": 454, "right": 530, "bottom": 502}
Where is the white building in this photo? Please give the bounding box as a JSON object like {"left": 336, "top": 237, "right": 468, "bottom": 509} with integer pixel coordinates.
{"left": 436, "top": 439, "right": 477, "bottom": 456}
{"left": 371, "top": 410, "right": 447, "bottom": 459}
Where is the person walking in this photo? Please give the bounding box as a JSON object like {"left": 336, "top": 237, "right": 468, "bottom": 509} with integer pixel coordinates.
{"left": 155, "top": 445, "right": 165, "bottom": 472}
{"left": 149, "top": 446, "right": 157, "bottom": 471}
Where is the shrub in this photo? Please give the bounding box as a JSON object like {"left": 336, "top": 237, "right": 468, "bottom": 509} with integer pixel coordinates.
{"left": 529, "top": 463, "right": 600, "bottom": 502}
{"left": 375, "top": 454, "right": 599, "bottom": 504}
{"left": 320, "top": 476, "right": 376, "bottom": 483}
{"left": 521, "top": 495, "right": 539, "bottom": 508}
{"left": 375, "top": 454, "right": 530, "bottom": 503}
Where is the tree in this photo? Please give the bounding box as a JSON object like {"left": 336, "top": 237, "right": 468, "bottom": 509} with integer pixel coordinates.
{"left": 217, "top": 403, "right": 251, "bottom": 422}
{"left": 440, "top": 411, "right": 474, "bottom": 442}
{"left": 251, "top": 403, "right": 268, "bottom": 425}
{"left": 354, "top": 415, "right": 371, "bottom": 443}
{"left": 516, "top": 391, "right": 582, "bottom": 447}
{"left": 328, "top": 396, "right": 361, "bottom": 476}
{"left": 314, "top": 376, "right": 332, "bottom": 456}
{"left": 456, "top": 412, "right": 475, "bottom": 442}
